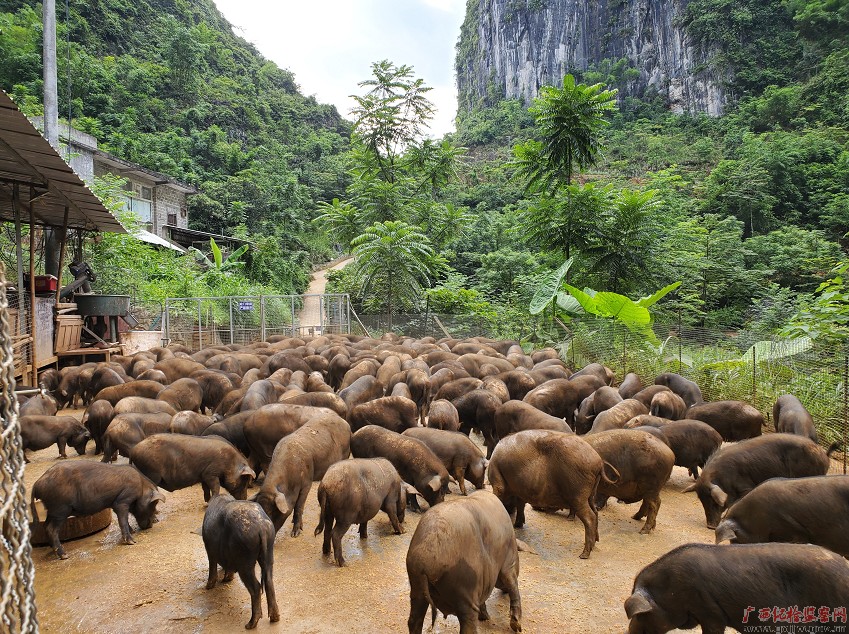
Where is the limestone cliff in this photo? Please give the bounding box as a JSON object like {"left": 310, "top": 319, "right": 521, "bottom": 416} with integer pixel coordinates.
{"left": 456, "top": 0, "right": 729, "bottom": 116}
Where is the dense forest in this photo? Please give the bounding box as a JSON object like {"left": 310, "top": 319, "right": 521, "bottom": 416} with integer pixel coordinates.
{"left": 1, "top": 0, "right": 847, "bottom": 342}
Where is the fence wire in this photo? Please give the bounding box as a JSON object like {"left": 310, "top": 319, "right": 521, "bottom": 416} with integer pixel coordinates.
{"left": 163, "top": 294, "right": 351, "bottom": 349}
{"left": 0, "top": 263, "right": 38, "bottom": 632}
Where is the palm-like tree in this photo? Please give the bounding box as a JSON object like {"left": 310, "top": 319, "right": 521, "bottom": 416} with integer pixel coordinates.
{"left": 583, "top": 189, "right": 661, "bottom": 293}
{"left": 312, "top": 198, "right": 364, "bottom": 251}
{"left": 513, "top": 74, "right": 618, "bottom": 193}
{"left": 350, "top": 221, "right": 443, "bottom": 330}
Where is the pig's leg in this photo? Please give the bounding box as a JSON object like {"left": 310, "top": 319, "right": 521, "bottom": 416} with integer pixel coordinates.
{"left": 260, "top": 542, "right": 279, "bottom": 623}
{"left": 45, "top": 516, "right": 68, "bottom": 559}
{"left": 407, "top": 592, "right": 429, "bottom": 634}
{"left": 452, "top": 466, "right": 468, "bottom": 495}
{"left": 385, "top": 503, "right": 404, "bottom": 535}
{"left": 239, "top": 567, "right": 262, "bottom": 629}
{"left": 57, "top": 438, "right": 68, "bottom": 459}
{"left": 358, "top": 521, "right": 368, "bottom": 538}
{"left": 114, "top": 505, "right": 136, "bottom": 545}
{"left": 332, "top": 521, "right": 348, "bottom": 566}
{"left": 205, "top": 552, "right": 219, "bottom": 589}
{"left": 290, "top": 484, "right": 310, "bottom": 537}
{"left": 497, "top": 568, "right": 522, "bottom": 632}
{"left": 321, "top": 516, "right": 333, "bottom": 556}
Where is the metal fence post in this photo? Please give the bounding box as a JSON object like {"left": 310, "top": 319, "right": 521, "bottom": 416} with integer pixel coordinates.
{"left": 260, "top": 296, "right": 266, "bottom": 342}
{"left": 843, "top": 345, "right": 848, "bottom": 474}
{"left": 678, "top": 307, "right": 683, "bottom": 374}
{"left": 291, "top": 296, "right": 296, "bottom": 337}
{"left": 226, "top": 298, "right": 232, "bottom": 345}
{"left": 346, "top": 295, "right": 351, "bottom": 335}
{"left": 621, "top": 322, "right": 626, "bottom": 376}
{"left": 163, "top": 297, "right": 170, "bottom": 347}
{"left": 752, "top": 344, "right": 757, "bottom": 406}
{"left": 197, "top": 299, "right": 202, "bottom": 350}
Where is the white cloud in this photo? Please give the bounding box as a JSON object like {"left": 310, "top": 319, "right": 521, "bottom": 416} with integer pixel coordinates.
{"left": 213, "top": 0, "right": 466, "bottom": 137}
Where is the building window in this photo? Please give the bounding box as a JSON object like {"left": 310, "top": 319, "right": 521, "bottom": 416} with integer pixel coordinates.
{"left": 141, "top": 186, "right": 152, "bottom": 200}
{"left": 168, "top": 213, "right": 177, "bottom": 226}
{"left": 119, "top": 194, "right": 152, "bottom": 225}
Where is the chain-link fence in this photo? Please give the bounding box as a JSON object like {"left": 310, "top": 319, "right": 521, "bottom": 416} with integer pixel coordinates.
{"left": 0, "top": 264, "right": 39, "bottom": 631}
{"left": 163, "top": 294, "right": 351, "bottom": 349}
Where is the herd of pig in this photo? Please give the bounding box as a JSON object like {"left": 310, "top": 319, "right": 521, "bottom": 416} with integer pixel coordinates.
{"left": 17, "top": 333, "right": 849, "bottom": 633}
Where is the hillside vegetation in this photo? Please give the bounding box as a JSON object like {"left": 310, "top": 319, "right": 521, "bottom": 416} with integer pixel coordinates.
{"left": 1, "top": 0, "right": 847, "bottom": 343}
{"left": 0, "top": 0, "right": 349, "bottom": 294}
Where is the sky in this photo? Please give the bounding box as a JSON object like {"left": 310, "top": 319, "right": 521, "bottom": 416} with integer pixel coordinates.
{"left": 213, "top": 0, "right": 468, "bottom": 137}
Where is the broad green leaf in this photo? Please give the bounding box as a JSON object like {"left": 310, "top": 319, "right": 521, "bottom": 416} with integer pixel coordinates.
{"left": 210, "top": 238, "right": 223, "bottom": 268}
{"left": 226, "top": 244, "right": 249, "bottom": 263}
{"left": 593, "top": 292, "right": 651, "bottom": 325}
{"left": 637, "top": 281, "right": 682, "bottom": 307}
{"left": 528, "top": 257, "right": 573, "bottom": 315}
{"left": 562, "top": 284, "right": 602, "bottom": 315}
{"left": 555, "top": 291, "right": 583, "bottom": 314}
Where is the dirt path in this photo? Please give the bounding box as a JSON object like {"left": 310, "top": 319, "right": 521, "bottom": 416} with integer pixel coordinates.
{"left": 297, "top": 257, "right": 353, "bottom": 329}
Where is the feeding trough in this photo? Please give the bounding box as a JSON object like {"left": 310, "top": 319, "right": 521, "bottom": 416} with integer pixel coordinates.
{"left": 29, "top": 500, "right": 112, "bottom": 546}
{"left": 73, "top": 294, "right": 136, "bottom": 343}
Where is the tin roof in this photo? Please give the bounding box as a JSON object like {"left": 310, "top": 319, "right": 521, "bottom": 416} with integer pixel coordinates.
{"left": 0, "top": 90, "right": 125, "bottom": 232}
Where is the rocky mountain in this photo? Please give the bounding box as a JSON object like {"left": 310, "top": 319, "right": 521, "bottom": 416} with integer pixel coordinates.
{"left": 456, "top": 0, "right": 756, "bottom": 116}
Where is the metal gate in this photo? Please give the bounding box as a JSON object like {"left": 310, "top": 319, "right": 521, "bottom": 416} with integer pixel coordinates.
{"left": 162, "top": 294, "right": 352, "bottom": 349}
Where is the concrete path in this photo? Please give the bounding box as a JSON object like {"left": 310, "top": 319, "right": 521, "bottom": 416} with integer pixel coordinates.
{"left": 297, "top": 256, "right": 353, "bottom": 330}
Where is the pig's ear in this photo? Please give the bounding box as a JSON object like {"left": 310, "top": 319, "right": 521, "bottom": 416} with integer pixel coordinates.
{"left": 681, "top": 482, "right": 697, "bottom": 493}
{"left": 709, "top": 484, "right": 728, "bottom": 507}
{"left": 427, "top": 476, "right": 441, "bottom": 493}
{"left": 274, "top": 493, "right": 290, "bottom": 515}
{"left": 238, "top": 465, "right": 255, "bottom": 480}
{"left": 149, "top": 490, "right": 166, "bottom": 504}
{"left": 714, "top": 520, "right": 737, "bottom": 544}
{"left": 624, "top": 593, "right": 653, "bottom": 618}
{"left": 398, "top": 485, "right": 407, "bottom": 509}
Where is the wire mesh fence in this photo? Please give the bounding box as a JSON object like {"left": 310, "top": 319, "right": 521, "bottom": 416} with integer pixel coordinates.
{"left": 0, "top": 264, "right": 39, "bottom": 632}
{"left": 163, "top": 294, "right": 351, "bottom": 349}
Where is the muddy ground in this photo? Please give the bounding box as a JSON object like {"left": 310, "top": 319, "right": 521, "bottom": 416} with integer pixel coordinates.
{"left": 27, "top": 418, "right": 841, "bottom": 634}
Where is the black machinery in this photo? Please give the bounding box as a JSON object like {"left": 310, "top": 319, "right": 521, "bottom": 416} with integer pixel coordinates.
{"left": 59, "top": 262, "right": 138, "bottom": 344}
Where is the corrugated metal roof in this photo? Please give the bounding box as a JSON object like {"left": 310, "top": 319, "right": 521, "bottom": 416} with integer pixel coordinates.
{"left": 0, "top": 90, "right": 125, "bottom": 233}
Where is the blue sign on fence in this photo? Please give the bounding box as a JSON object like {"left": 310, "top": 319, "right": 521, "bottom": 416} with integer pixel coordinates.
{"left": 238, "top": 301, "right": 254, "bottom": 311}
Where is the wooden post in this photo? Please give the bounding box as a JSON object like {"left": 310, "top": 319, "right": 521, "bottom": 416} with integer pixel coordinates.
{"left": 12, "top": 184, "right": 24, "bottom": 336}
{"left": 29, "top": 194, "right": 37, "bottom": 386}
{"left": 54, "top": 205, "right": 69, "bottom": 305}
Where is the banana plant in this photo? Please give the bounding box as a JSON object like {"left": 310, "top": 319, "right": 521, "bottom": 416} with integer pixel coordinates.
{"left": 190, "top": 238, "right": 249, "bottom": 274}
{"left": 529, "top": 257, "right": 681, "bottom": 344}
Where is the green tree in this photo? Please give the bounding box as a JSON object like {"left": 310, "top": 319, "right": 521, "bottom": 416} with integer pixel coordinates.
{"left": 349, "top": 221, "right": 444, "bottom": 329}
{"left": 784, "top": 260, "right": 849, "bottom": 346}
{"left": 349, "top": 60, "right": 434, "bottom": 184}
{"left": 582, "top": 188, "right": 662, "bottom": 293}
{"left": 312, "top": 198, "right": 364, "bottom": 251}
{"left": 512, "top": 74, "right": 617, "bottom": 193}
{"left": 518, "top": 182, "right": 610, "bottom": 260}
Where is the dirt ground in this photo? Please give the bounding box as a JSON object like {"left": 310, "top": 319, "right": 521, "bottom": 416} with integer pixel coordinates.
{"left": 26, "top": 415, "right": 845, "bottom": 634}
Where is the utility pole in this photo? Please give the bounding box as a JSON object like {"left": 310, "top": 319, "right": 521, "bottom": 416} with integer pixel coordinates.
{"left": 43, "top": 0, "right": 61, "bottom": 277}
